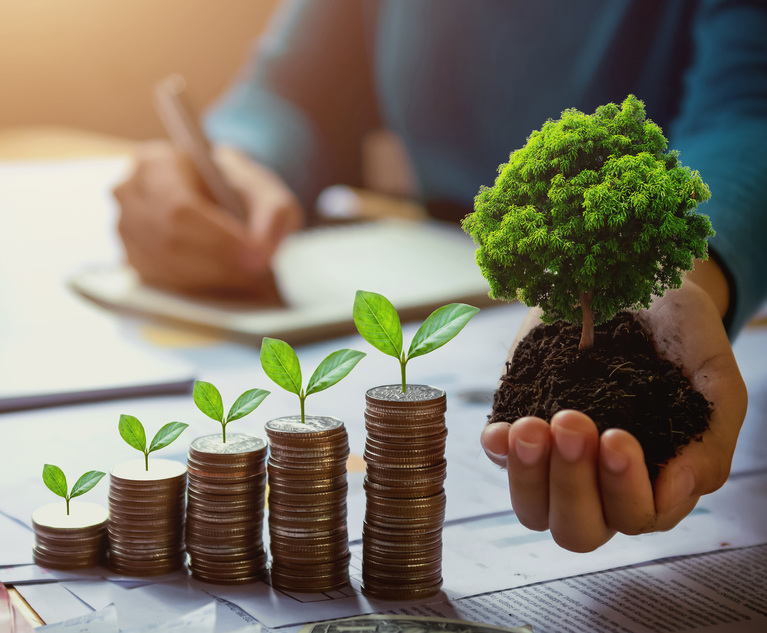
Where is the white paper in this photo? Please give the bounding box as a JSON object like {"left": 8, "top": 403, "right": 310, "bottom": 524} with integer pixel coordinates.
{"left": 439, "top": 472, "right": 767, "bottom": 598}
{"left": 0, "top": 511, "right": 35, "bottom": 566}
{"left": 109, "top": 581, "right": 260, "bottom": 633}
{"left": 15, "top": 583, "right": 93, "bottom": 623}
{"left": 121, "top": 601, "right": 216, "bottom": 633}
{"left": 0, "top": 565, "right": 103, "bottom": 585}
{"left": 37, "top": 605, "right": 119, "bottom": 633}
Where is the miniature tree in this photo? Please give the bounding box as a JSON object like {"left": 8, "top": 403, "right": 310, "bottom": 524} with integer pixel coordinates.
{"left": 462, "top": 95, "right": 714, "bottom": 350}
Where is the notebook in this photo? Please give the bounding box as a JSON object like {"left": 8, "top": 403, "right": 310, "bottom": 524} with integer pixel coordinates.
{"left": 69, "top": 219, "right": 495, "bottom": 345}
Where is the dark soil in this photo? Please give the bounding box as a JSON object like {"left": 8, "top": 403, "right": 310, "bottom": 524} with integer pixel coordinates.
{"left": 489, "top": 312, "right": 712, "bottom": 481}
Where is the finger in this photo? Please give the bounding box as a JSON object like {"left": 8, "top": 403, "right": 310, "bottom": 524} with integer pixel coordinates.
{"left": 506, "top": 417, "right": 552, "bottom": 531}
{"left": 549, "top": 410, "right": 615, "bottom": 552}
{"left": 246, "top": 194, "right": 302, "bottom": 263}
{"left": 480, "top": 422, "right": 512, "bottom": 467}
{"left": 120, "top": 188, "right": 278, "bottom": 299}
{"left": 652, "top": 409, "right": 737, "bottom": 530}
{"left": 216, "top": 145, "right": 302, "bottom": 261}
{"left": 599, "top": 428, "right": 657, "bottom": 534}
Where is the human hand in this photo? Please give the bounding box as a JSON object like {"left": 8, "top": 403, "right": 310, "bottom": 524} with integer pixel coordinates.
{"left": 480, "top": 260, "right": 747, "bottom": 552}
{"left": 114, "top": 141, "right": 303, "bottom": 301}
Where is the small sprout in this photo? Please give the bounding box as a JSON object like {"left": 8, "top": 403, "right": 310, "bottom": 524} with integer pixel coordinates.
{"left": 353, "top": 290, "right": 480, "bottom": 392}
{"left": 260, "top": 337, "right": 365, "bottom": 424}
{"left": 42, "top": 464, "right": 105, "bottom": 516}
{"left": 193, "top": 380, "right": 270, "bottom": 443}
{"left": 118, "top": 414, "right": 189, "bottom": 471}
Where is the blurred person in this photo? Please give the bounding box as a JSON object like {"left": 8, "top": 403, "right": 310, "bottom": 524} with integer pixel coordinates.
{"left": 114, "top": 0, "right": 767, "bottom": 551}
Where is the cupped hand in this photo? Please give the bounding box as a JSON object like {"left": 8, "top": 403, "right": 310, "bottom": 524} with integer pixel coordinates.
{"left": 481, "top": 262, "right": 747, "bottom": 552}
{"left": 114, "top": 141, "right": 303, "bottom": 302}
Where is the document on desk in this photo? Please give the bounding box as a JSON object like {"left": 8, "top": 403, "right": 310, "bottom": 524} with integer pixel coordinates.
{"left": 69, "top": 219, "right": 494, "bottom": 346}
{"left": 391, "top": 544, "right": 767, "bottom": 633}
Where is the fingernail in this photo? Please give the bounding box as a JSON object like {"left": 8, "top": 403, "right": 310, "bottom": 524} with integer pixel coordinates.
{"left": 554, "top": 426, "right": 585, "bottom": 462}
{"left": 481, "top": 424, "right": 510, "bottom": 463}
{"left": 665, "top": 468, "right": 696, "bottom": 511}
{"left": 515, "top": 438, "right": 544, "bottom": 466}
{"left": 601, "top": 443, "right": 629, "bottom": 474}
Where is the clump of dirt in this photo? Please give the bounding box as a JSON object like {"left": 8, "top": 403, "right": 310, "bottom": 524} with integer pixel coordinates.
{"left": 489, "top": 312, "right": 712, "bottom": 480}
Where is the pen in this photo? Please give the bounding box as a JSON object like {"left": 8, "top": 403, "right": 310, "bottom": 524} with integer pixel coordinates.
{"left": 153, "top": 74, "right": 249, "bottom": 222}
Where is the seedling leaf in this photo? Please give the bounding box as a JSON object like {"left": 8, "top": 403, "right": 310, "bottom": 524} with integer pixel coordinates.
{"left": 306, "top": 349, "right": 366, "bottom": 396}
{"left": 227, "top": 388, "right": 271, "bottom": 422}
{"left": 119, "top": 414, "right": 146, "bottom": 452}
{"left": 353, "top": 290, "right": 403, "bottom": 359}
{"left": 148, "top": 422, "right": 189, "bottom": 453}
{"left": 408, "top": 303, "right": 480, "bottom": 360}
{"left": 70, "top": 471, "right": 106, "bottom": 499}
{"left": 260, "top": 338, "right": 302, "bottom": 395}
{"left": 193, "top": 381, "right": 224, "bottom": 422}
{"left": 42, "top": 464, "right": 68, "bottom": 499}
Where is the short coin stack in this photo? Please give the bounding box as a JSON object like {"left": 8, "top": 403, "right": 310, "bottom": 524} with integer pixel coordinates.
{"left": 362, "top": 384, "right": 448, "bottom": 600}
{"left": 185, "top": 433, "right": 268, "bottom": 584}
{"left": 266, "top": 416, "right": 350, "bottom": 593}
{"left": 107, "top": 458, "right": 187, "bottom": 576}
{"left": 32, "top": 501, "right": 108, "bottom": 570}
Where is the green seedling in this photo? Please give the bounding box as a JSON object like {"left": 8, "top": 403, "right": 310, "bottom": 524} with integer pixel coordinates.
{"left": 260, "top": 337, "right": 365, "bottom": 424}
{"left": 118, "top": 414, "right": 189, "bottom": 471}
{"left": 462, "top": 94, "right": 713, "bottom": 350}
{"left": 42, "top": 464, "right": 105, "bottom": 516}
{"left": 193, "top": 380, "right": 270, "bottom": 443}
{"left": 353, "top": 290, "right": 480, "bottom": 393}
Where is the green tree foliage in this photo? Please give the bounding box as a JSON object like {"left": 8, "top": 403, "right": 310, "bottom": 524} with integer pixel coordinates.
{"left": 462, "top": 95, "right": 714, "bottom": 349}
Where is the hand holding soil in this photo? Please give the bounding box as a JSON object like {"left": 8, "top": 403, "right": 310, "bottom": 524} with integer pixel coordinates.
{"left": 481, "top": 264, "right": 747, "bottom": 552}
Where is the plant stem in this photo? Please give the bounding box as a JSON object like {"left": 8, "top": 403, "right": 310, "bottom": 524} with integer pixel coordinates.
{"left": 222, "top": 422, "right": 227, "bottom": 443}
{"left": 144, "top": 451, "right": 149, "bottom": 471}
{"left": 66, "top": 497, "right": 70, "bottom": 516}
{"left": 400, "top": 356, "right": 407, "bottom": 393}
{"left": 300, "top": 394, "right": 306, "bottom": 424}
{"left": 578, "top": 289, "right": 595, "bottom": 351}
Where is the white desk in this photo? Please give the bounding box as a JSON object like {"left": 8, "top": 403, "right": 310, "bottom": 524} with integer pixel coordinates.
{"left": 1, "top": 155, "right": 766, "bottom": 631}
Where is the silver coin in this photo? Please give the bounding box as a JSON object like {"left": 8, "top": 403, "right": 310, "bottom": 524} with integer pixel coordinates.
{"left": 366, "top": 384, "right": 445, "bottom": 403}
{"left": 191, "top": 433, "right": 266, "bottom": 455}
{"left": 266, "top": 415, "right": 344, "bottom": 434}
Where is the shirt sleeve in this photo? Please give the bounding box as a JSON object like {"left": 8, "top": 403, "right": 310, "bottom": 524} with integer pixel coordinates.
{"left": 669, "top": 0, "right": 767, "bottom": 337}
{"left": 204, "top": 0, "right": 381, "bottom": 218}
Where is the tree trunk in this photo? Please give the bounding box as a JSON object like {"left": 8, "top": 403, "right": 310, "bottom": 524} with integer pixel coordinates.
{"left": 578, "top": 290, "right": 595, "bottom": 351}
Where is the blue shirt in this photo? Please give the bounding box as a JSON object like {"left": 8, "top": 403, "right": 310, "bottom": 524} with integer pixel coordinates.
{"left": 206, "top": 0, "right": 767, "bottom": 336}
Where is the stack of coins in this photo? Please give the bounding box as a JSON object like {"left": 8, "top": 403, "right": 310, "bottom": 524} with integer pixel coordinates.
{"left": 31, "top": 501, "right": 108, "bottom": 570}
{"left": 266, "top": 416, "right": 350, "bottom": 593}
{"left": 185, "top": 433, "right": 268, "bottom": 584}
{"left": 107, "top": 458, "right": 187, "bottom": 576}
{"left": 362, "top": 384, "right": 448, "bottom": 600}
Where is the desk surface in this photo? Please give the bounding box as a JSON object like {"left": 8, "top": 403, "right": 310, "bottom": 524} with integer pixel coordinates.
{"left": 1, "top": 133, "right": 767, "bottom": 631}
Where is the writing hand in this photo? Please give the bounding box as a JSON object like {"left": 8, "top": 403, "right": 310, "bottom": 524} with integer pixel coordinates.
{"left": 114, "top": 141, "right": 302, "bottom": 302}
{"left": 481, "top": 260, "right": 747, "bottom": 552}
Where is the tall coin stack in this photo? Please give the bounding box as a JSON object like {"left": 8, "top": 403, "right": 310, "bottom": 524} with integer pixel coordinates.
{"left": 266, "top": 416, "right": 350, "bottom": 593}
{"left": 362, "top": 384, "right": 448, "bottom": 600}
{"left": 32, "top": 502, "right": 108, "bottom": 570}
{"left": 107, "top": 459, "right": 187, "bottom": 576}
{"left": 185, "top": 433, "right": 268, "bottom": 584}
